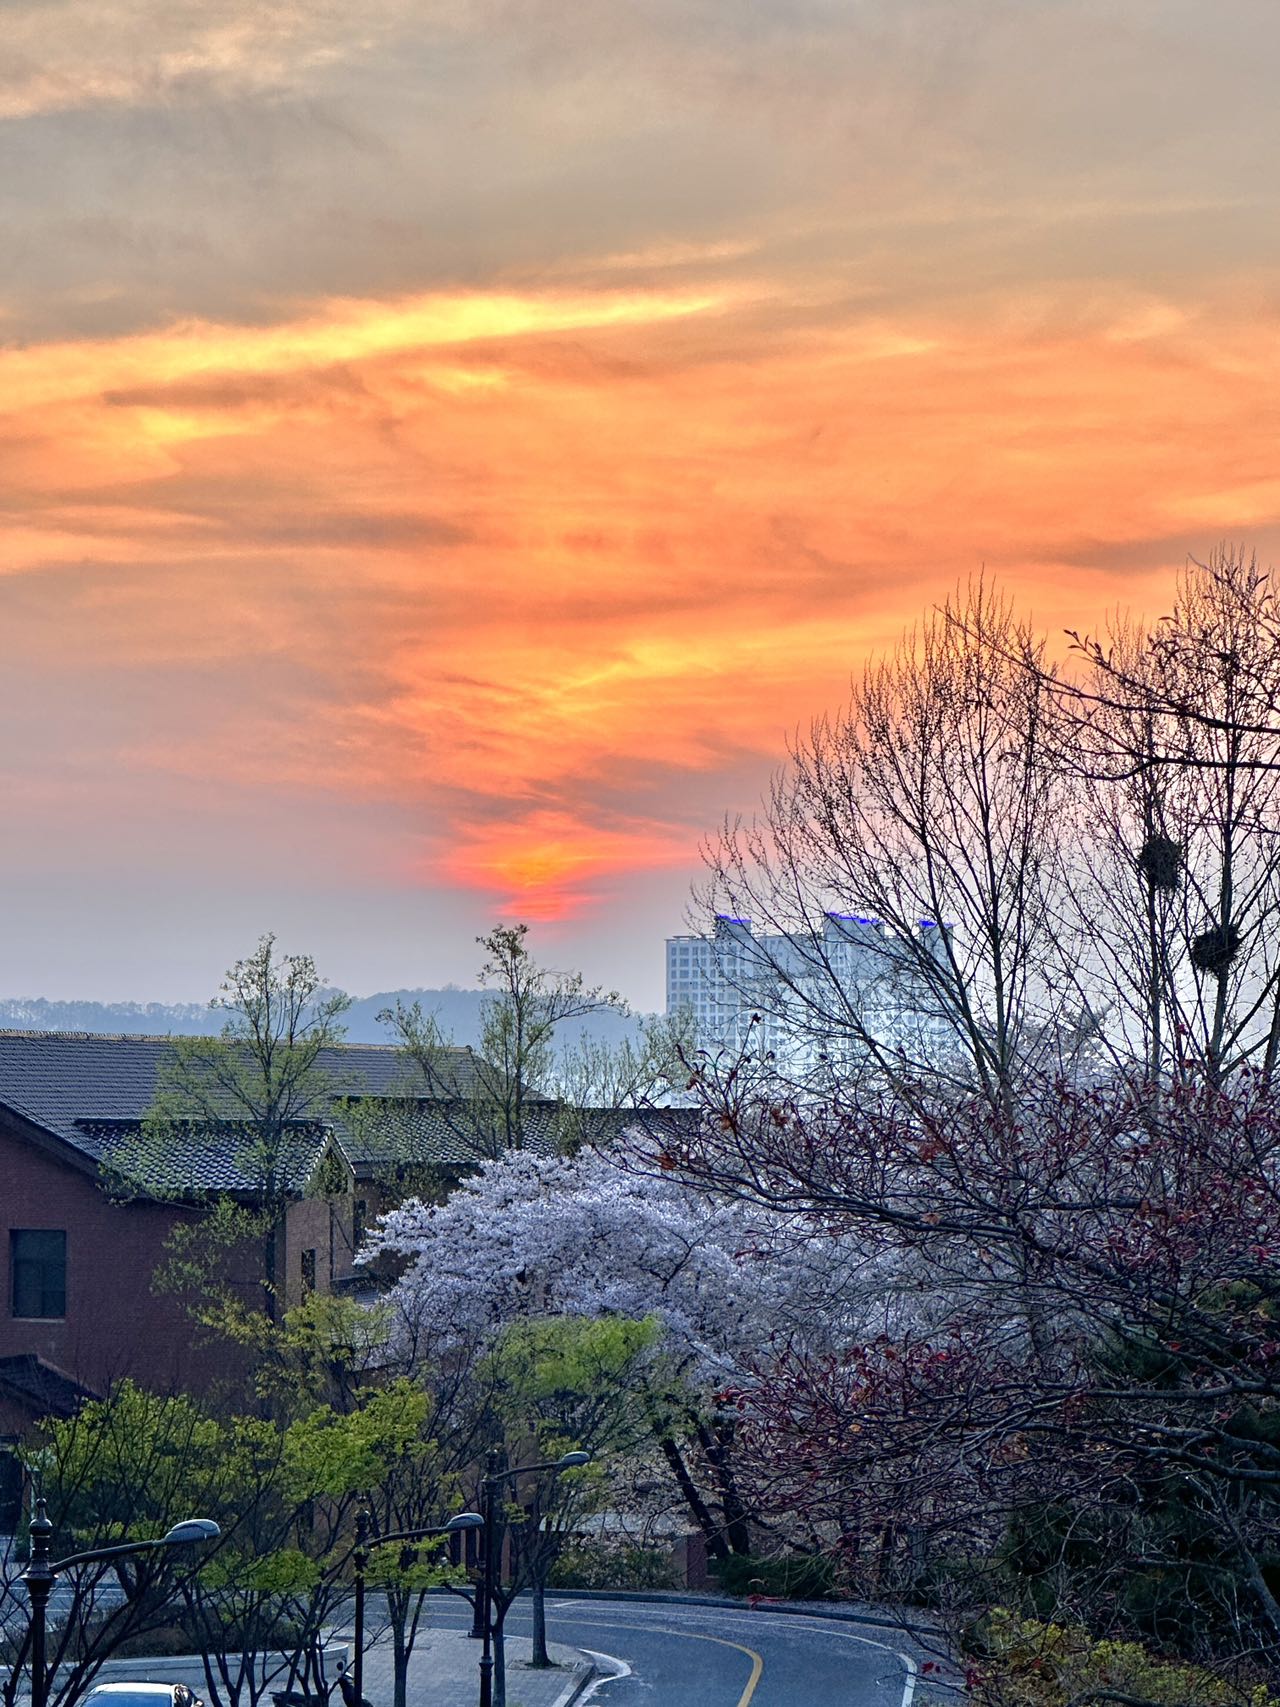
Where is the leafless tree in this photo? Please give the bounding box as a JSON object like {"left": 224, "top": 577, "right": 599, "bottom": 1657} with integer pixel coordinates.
{"left": 1049, "top": 548, "right": 1280, "bottom": 1084}
{"left": 701, "top": 579, "right": 1072, "bottom": 1116}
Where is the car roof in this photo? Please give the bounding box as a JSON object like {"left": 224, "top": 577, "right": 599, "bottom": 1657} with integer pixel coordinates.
{"left": 84, "top": 1688, "right": 185, "bottom": 1697}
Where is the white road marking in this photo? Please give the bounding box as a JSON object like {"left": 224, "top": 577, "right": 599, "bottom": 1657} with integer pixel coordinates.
{"left": 544, "top": 1602, "right": 924, "bottom": 1706}
{"left": 443, "top": 1597, "right": 935, "bottom": 1705}
{"left": 899, "top": 1649, "right": 918, "bottom": 1707}
{"left": 575, "top": 1648, "right": 631, "bottom": 1704}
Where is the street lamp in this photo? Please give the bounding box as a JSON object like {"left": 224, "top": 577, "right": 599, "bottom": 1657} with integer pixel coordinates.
{"left": 478, "top": 1451, "right": 591, "bottom": 1707}
{"left": 349, "top": 1509, "right": 482, "bottom": 1707}
{"left": 21, "top": 1499, "right": 220, "bottom": 1707}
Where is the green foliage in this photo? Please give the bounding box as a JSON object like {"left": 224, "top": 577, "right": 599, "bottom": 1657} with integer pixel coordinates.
{"left": 113, "top": 936, "right": 350, "bottom": 1200}
{"left": 282, "top": 1380, "right": 433, "bottom": 1502}
{"left": 477, "top": 923, "right": 625, "bottom": 1106}
{"left": 21, "top": 1369, "right": 465, "bottom": 1707}
{"left": 331, "top": 1092, "right": 461, "bottom": 1206}
{"left": 380, "top": 923, "right": 628, "bottom": 1163}
{"left": 549, "top": 1540, "right": 679, "bottom": 1591}
{"left": 156, "top": 1209, "right": 391, "bottom": 1408}
{"left": 496, "top": 1313, "right": 661, "bottom": 1399}
{"left": 485, "top": 1313, "right": 661, "bottom": 1477}
{"left": 154, "top": 1199, "right": 275, "bottom": 1344}
{"left": 363, "top": 1540, "right": 466, "bottom": 1595}
{"left": 550, "top": 1010, "right": 698, "bottom": 1154}
{"left": 713, "top": 1552, "right": 838, "bottom": 1601}
{"left": 244, "top": 1547, "right": 322, "bottom": 1597}
{"left": 971, "top": 1610, "right": 1278, "bottom": 1707}
{"left": 308, "top": 1146, "right": 351, "bottom": 1201}
{"left": 30, "top": 1381, "right": 225, "bottom": 1540}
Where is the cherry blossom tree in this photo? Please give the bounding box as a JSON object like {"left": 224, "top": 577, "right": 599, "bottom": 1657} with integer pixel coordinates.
{"left": 366, "top": 1143, "right": 902, "bottom": 1561}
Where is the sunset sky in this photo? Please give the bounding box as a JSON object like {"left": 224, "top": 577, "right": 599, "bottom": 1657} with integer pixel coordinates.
{"left": 4, "top": 0, "right": 1280, "bottom": 1009}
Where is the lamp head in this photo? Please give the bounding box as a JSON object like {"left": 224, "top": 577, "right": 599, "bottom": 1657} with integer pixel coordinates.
{"left": 444, "top": 1512, "right": 484, "bottom": 1531}
{"left": 556, "top": 1452, "right": 591, "bottom": 1469}
{"left": 161, "top": 1519, "right": 221, "bottom": 1546}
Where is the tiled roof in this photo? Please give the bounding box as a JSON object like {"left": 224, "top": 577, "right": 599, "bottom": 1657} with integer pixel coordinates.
{"left": 0, "top": 1354, "right": 99, "bottom": 1418}
{"left": 336, "top": 1101, "right": 701, "bottom": 1174}
{"left": 0, "top": 1030, "right": 698, "bottom": 1198}
{"left": 77, "top": 1118, "right": 334, "bottom": 1197}
{"left": 0, "top": 1031, "right": 481, "bottom": 1150}
{"left": 333, "top": 1098, "right": 565, "bottom": 1174}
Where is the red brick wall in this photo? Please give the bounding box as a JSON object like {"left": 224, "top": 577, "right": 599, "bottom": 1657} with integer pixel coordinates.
{"left": 0, "top": 1121, "right": 243, "bottom": 1401}
{"left": 282, "top": 1194, "right": 357, "bottom": 1309}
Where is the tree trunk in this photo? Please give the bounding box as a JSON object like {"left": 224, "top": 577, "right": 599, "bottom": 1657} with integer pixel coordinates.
{"left": 694, "top": 1417, "right": 753, "bottom": 1555}
{"left": 530, "top": 1576, "right": 550, "bottom": 1668}
{"left": 492, "top": 1620, "right": 507, "bottom": 1707}
{"left": 392, "top": 1619, "right": 409, "bottom": 1707}
{"left": 657, "top": 1432, "right": 729, "bottom": 1560}
{"left": 264, "top": 1215, "right": 279, "bottom": 1321}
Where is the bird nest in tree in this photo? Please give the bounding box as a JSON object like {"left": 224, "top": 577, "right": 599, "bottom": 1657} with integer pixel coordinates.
{"left": 1137, "top": 834, "right": 1182, "bottom": 891}
{"left": 1190, "top": 923, "right": 1241, "bottom": 975}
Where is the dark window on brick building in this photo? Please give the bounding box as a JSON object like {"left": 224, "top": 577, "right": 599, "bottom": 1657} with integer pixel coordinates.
{"left": 301, "top": 1248, "right": 316, "bottom": 1296}
{"left": 0, "top": 1444, "right": 21, "bottom": 1530}
{"left": 353, "top": 1200, "right": 368, "bottom": 1249}
{"left": 11, "top": 1230, "right": 66, "bottom": 1319}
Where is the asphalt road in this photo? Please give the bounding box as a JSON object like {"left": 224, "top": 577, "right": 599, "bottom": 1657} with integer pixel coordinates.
{"left": 428, "top": 1595, "right": 927, "bottom": 1707}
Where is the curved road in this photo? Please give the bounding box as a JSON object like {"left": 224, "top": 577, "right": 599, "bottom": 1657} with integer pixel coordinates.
{"left": 429, "top": 1594, "right": 925, "bottom": 1707}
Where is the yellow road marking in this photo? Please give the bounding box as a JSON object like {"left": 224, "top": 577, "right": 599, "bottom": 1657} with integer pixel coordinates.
{"left": 691, "top": 1631, "right": 764, "bottom": 1707}
{"left": 555, "top": 1615, "right": 763, "bottom": 1706}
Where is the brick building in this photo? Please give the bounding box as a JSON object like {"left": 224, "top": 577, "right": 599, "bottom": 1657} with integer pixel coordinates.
{"left": 0, "top": 1031, "right": 515, "bottom": 1433}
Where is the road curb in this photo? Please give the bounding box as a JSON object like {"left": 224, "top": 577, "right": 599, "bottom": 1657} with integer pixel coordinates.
{"left": 504, "top": 1587, "right": 940, "bottom": 1638}
{"left": 547, "top": 1658, "right": 597, "bottom": 1707}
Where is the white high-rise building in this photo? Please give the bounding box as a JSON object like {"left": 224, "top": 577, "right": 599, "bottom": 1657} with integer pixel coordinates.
{"left": 666, "top": 913, "right": 951, "bottom": 1072}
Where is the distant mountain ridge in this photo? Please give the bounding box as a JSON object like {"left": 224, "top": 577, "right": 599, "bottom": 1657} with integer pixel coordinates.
{"left": 0, "top": 989, "right": 648, "bottom": 1049}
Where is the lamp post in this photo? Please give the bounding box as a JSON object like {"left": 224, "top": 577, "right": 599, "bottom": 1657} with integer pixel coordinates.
{"left": 349, "top": 1509, "right": 482, "bottom": 1707}
{"left": 21, "top": 1500, "right": 220, "bottom": 1707}
{"left": 478, "top": 1451, "right": 590, "bottom": 1707}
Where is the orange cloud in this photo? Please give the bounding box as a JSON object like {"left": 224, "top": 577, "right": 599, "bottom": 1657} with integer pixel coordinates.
{"left": 434, "top": 810, "right": 691, "bottom": 922}
{"left": 4, "top": 266, "right": 1279, "bottom": 926}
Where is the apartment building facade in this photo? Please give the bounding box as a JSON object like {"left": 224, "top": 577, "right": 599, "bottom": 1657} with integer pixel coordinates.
{"left": 666, "top": 912, "right": 952, "bottom": 1072}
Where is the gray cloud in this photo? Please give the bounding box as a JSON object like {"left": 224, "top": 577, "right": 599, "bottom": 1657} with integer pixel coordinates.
{"left": 6, "top": 0, "right": 1279, "bottom": 341}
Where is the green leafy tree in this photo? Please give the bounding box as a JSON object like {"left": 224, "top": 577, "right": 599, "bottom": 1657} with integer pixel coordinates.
{"left": 380, "top": 923, "right": 628, "bottom": 1161}
{"left": 2, "top": 1386, "right": 228, "bottom": 1707}
{"left": 14, "top": 1377, "right": 461, "bottom": 1707}
{"left": 284, "top": 1380, "right": 464, "bottom": 1707}
{"left": 481, "top": 1315, "right": 660, "bottom": 1687}
{"left": 156, "top": 1211, "right": 392, "bottom": 1413}
{"left": 550, "top": 1009, "right": 697, "bottom": 1154}
{"left": 111, "top": 935, "right": 351, "bottom": 1319}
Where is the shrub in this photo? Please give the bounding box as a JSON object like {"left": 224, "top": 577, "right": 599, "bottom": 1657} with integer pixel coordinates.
{"left": 549, "top": 1541, "right": 678, "bottom": 1591}
{"left": 112, "top": 1624, "right": 201, "bottom": 1658}
{"left": 713, "top": 1553, "right": 837, "bottom": 1601}
{"left": 970, "top": 1609, "right": 1278, "bottom": 1707}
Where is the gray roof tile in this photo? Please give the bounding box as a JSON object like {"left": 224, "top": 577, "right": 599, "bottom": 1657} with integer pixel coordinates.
{"left": 77, "top": 1118, "right": 334, "bottom": 1196}
{"left": 0, "top": 1031, "right": 694, "bottom": 1198}
{"left": 0, "top": 1031, "right": 478, "bottom": 1147}
{"left": 0, "top": 1031, "right": 489, "bottom": 1193}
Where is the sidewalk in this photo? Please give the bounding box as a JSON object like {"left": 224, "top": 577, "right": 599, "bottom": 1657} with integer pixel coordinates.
{"left": 356, "top": 1627, "right": 593, "bottom": 1707}
{"left": 3, "top": 1631, "right": 592, "bottom": 1707}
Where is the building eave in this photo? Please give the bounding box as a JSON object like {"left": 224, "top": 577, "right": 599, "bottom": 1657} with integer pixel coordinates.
{"left": 0, "top": 1100, "right": 102, "bottom": 1181}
